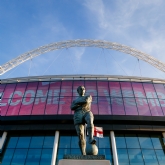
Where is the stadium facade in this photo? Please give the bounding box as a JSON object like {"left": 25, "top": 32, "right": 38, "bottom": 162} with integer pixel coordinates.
{"left": 0, "top": 74, "right": 165, "bottom": 165}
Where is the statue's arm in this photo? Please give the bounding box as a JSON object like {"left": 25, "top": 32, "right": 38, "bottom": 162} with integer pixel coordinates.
{"left": 70, "top": 101, "right": 80, "bottom": 110}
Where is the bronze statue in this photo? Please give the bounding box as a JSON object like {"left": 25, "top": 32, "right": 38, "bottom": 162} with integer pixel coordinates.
{"left": 70, "top": 86, "right": 96, "bottom": 155}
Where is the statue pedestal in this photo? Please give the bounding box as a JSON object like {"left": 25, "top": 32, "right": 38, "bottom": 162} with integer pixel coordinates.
{"left": 58, "top": 155, "right": 111, "bottom": 165}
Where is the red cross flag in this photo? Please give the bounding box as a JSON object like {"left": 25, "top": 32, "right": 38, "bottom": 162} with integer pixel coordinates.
{"left": 94, "top": 126, "right": 103, "bottom": 138}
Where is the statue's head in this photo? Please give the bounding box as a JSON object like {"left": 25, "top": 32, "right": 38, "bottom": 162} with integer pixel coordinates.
{"left": 77, "top": 86, "right": 85, "bottom": 96}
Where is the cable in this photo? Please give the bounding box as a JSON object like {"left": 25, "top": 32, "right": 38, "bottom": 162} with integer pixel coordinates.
{"left": 132, "top": 59, "right": 138, "bottom": 76}
{"left": 138, "top": 59, "right": 142, "bottom": 77}
{"left": 103, "top": 49, "right": 109, "bottom": 75}
{"left": 31, "top": 59, "right": 38, "bottom": 76}
{"left": 28, "top": 58, "right": 32, "bottom": 76}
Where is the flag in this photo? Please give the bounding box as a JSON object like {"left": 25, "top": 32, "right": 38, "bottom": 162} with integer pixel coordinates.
{"left": 94, "top": 126, "right": 103, "bottom": 138}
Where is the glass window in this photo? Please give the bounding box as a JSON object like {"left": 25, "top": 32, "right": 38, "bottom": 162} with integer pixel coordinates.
{"left": 16, "top": 136, "right": 31, "bottom": 148}
{"left": 125, "top": 134, "right": 140, "bottom": 149}
{"left": 1, "top": 98, "right": 10, "bottom": 116}
{"left": 132, "top": 82, "right": 146, "bottom": 98}
{"left": 115, "top": 134, "right": 126, "bottom": 148}
{"left": 12, "top": 83, "right": 27, "bottom": 99}
{"left": 2, "top": 83, "right": 16, "bottom": 99}
{"left": 99, "top": 148, "right": 113, "bottom": 162}
{"left": 11, "top": 149, "right": 28, "bottom": 165}
{"left": 30, "top": 136, "right": 44, "bottom": 148}
{"left": 0, "top": 84, "right": 6, "bottom": 97}
{"left": 155, "top": 149, "right": 165, "bottom": 165}
{"left": 85, "top": 81, "right": 97, "bottom": 96}
{"left": 73, "top": 81, "right": 84, "bottom": 97}
{"left": 24, "top": 82, "right": 38, "bottom": 98}
{"left": 59, "top": 136, "right": 71, "bottom": 149}
{"left": 70, "top": 136, "right": 79, "bottom": 149}
{"left": 154, "top": 84, "right": 165, "bottom": 99}
{"left": 117, "top": 149, "right": 129, "bottom": 165}
{"left": 120, "top": 82, "right": 134, "bottom": 97}
{"left": 143, "top": 83, "right": 157, "bottom": 99}
{"left": 109, "top": 82, "right": 122, "bottom": 97}
{"left": 6, "top": 136, "right": 18, "bottom": 149}
{"left": 97, "top": 81, "right": 109, "bottom": 96}
{"left": 35, "top": 82, "right": 49, "bottom": 98}
{"left": 151, "top": 135, "right": 164, "bottom": 149}
{"left": 99, "top": 136, "right": 111, "bottom": 148}
{"left": 40, "top": 149, "right": 53, "bottom": 165}
{"left": 128, "top": 149, "right": 144, "bottom": 165}
{"left": 56, "top": 148, "right": 70, "bottom": 165}
{"left": 25, "top": 149, "right": 41, "bottom": 165}
{"left": 1, "top": 149, "right": 15, "bottom": 165}
{"left": 158, "top": 99, "right": 165, "bottom": 116}
{"left": 60, "top": 81, "right": 72, "bottom": 97}
{"left": 142, "top": 149, "right": 159, "bottom": 165}
{"left": 58, "top": 97, "right": 72, "bottom": 114}
{"left": 138, "top": 135, "right": 153, "bottom": 149}
{"left": 43, "top": 136, "right": 54, "bottom": 148}
{"left": 98, "top": 97, "right": 111, "bottom": 115}
{"left": 48, "top": 81, "right": 61, "bottom": 97}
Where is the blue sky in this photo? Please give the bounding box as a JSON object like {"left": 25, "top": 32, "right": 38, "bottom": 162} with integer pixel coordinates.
{"left": 1, "top": 0, "right": 165, "bottom": 79}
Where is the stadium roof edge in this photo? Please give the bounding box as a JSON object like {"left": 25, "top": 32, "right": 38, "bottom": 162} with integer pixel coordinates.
{"left": 1, "top": 75, "right": 165, "bottom": 84}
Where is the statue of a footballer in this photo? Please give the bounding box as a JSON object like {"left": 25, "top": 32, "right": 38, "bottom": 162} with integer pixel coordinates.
{"left": 70, "top": 86, "right": 96, "bottom": 155}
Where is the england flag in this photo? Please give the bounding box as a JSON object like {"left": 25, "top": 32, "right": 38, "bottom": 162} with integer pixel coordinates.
{"left": 94, "top": 126, "right": 103, "bottom": 138}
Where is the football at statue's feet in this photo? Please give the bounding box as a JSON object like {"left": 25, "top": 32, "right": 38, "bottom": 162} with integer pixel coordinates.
{"left": 86, "top": 143, "right": 98, "bottom": 155}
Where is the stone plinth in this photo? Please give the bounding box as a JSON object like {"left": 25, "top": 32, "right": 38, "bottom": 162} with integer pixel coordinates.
{"left": 58, "top": 159, "right": 111, "bottom": 165}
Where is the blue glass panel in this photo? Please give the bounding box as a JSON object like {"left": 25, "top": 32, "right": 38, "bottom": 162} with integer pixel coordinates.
{"left": 16, "top": 136, "right": 31, "bottom": 148}
{"left": 7, "top": 137, "right": 18, "bottom": 148}
{"left": 125, "top": 134, "right": 140, "bottom": 149}
{"left": 99, "top": 148, "right": 113, "bottom": 163}
{"left": 151, "top": 135, "right": 164, "bottom": 149}
{"left": 43, "top": 136, "right": 54, "bottom": 148}
{"left": 138, "top": 135, "right": 153, "bottom": 149}
{"left": 11, "top": 149, "right": 28, "bottom": 165}
{"left": 58, "top": 136, "right": 71, "bottom": 149}
{"left": 117, "top": 149, "right": 129, "bottom": 165}
{"left": 71, "top": 149, "right": 81, "bottom": 155}
{"left": 115, "top": 134, "right": 126, "bottom": 148}
{"left": 155, "top": 149, "right": 165, "bottom": 165}
{"left": 30, "top": 136, "right": 44, "bottom": 148}
{"left": 25, "top": 149, "right": 41, "bottom": 165}
{"left": 56, "top": 148, "right": 70, "bottom": 165}
{"left": 142, "top": 149, "right": 159, "bottom": 165}
{"left": 1, "top": 149, "right": 14, "bottom": 165}
{"left": 40, "top": 149, "right": 53, "bottom": 165}
{"left": 128, "top": 149, "right": 144, "bottom": 165}
{"left": 71, "top": 136, "right": 79, "bottom": 148}
{"left": 99, "top": 136, "right": 111, "bottom": 148}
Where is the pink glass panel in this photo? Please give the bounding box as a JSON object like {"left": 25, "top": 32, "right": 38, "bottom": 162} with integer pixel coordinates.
{"left": 31, "top": 97, "right": 47, "bottom": 115}
{"left": 136, "top": 98, "right": 151, "bottom": 116}
{"left": 0, "top": 98, "right": 10, "bottom": 116}
{"left": 143, "top": 83, "right": 157, "bottom": 98}
{"left": 97, "top": 81, "right": 109, "bottom": 96}
{"left": 132, "top": 82, "right": 146, "bottom": 98}
{"left": 12, "top": 83, "right": 27, "bottom": 99}
{"left": 48, "top": 81, "right": 61, "bottom": 97}
{"left": 111, "top": 97, "right": 125, "bottom": 115}
{"left": 6, "top": 98, "right": 22, "bottom": 116}
{"left": 19, "top": 97, "right": 34, "bottom": 115}
{"left": 36, "top": 82, "right": 49, "bottom": 97}
{"left": 91, "top": 97, "right": 98, "bottom": 115}
{"left": 148, "top": 99, "right": 163, "bottom": 116}
{"left": 58, "top": 97, "right": 72, "bottom": 114}
{"left": 85, "top": 81, "right": 97, "bottom": 96}
{"left": 45, "top": 97, "right": 59, "bottom": 115}
{"left": 154, "top": 84, "right": 165, "bottom": 99}
{"left": 120, "top": 82, "right": 134, "bottom": 97}
{"left": 0, "top": 84, "right": 6, "bottom": 98}
{"left": 24, "top": 82, "right": 38, "bottom": 98}
{"left": 3, "top": 83, "right": 16, "bottom": 98}
{"left": 60, "top": 81, "right": 72, "bottom": 97}
{"left": 123, "top": 98, "right": 138, "bottom": 115}
{"left": 109, "top": 82, "right": 122, "bottom": 97}
{"left": 73, "top": 81, "right": 84, "bottom": 97}
{"left": 158, "top": 99, "right": 165, "bottom": 116}
{"left": 98, "top": 97, "right": 111, "bottom": 115}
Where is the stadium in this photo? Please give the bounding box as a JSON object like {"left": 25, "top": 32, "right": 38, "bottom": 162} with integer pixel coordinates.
{"left": 0, "top": 40, "right": 165, "bottom": 165}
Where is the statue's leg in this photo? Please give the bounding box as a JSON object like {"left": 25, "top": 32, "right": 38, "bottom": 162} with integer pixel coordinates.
{"left": 85, "top": 112, "right": 96, "bottom": 144}
{"left": 75, "top": 124, "right": 86, "bottom": 155}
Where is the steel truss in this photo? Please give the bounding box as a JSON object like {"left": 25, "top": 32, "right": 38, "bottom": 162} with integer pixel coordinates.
{"left": 0, "top": 39, "right": 164, "bottom": 75}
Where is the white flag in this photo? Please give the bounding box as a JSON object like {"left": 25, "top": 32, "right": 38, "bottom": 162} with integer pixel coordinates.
{"left": 94, "top": 126, "right": 103, "bottom": 138}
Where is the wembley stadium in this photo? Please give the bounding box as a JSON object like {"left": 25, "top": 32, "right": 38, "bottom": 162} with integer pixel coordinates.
{"left": 0, "top": 40, "right": 165, "bottom": 165}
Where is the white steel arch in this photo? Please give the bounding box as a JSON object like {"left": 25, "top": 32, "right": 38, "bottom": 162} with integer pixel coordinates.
{"left": 0, "top": 39, "right": 165, "bottom": 75}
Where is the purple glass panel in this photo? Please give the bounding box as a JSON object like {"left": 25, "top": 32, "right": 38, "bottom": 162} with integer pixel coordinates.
{"left": 0, "top": 98, "right": 10, "bottom": 116}
{"left": 132, "top": 82, "right": 146, "bottom": 98}
{"left": 123, "top": 98, "right": 138, "bottom": 115}
{"left": 12, "top": 83, "right": 27, "bottom": 99}
{"left": 111, "top": 97, "right": 125, "bottom": 115}
{"left": 91, "top": 97, "right": 98, "bottom": 115}
{"left": 6, "top": 98, "right": 22, "bottom": 116}
{"left": 19, "top": 97, "right": 34, "bottom": 115}
{"left": 45, "top": 97, "right": 59, "bottom": 115}
{"left": 58, "top": 97, "right": 72, "bottom": 114}
{"left": 120, "top": 82, "right": 134, "bottom": 97}
{"left": 73, "top": 81, "right": 84, "bottom": 97}
{"left": 158, "top": 99, "right": 165, "bottom": 115}
{"left": 143, "top": 83, "right": 157, "bottom": 98}
{"left": 85, "top": 81, "right": 97, "bottom": 96}
{"left": 109, "top": 82, "right": 122, "bottom": 97}
{"left": 97, "top": 81, "right": 109, "bottom": 97}
{"left": 135, "top": 98, "right": 151, "bottom": 116}
{"left": 154, "top": 84, "right": 165, "bottom": 99}
{"left": 60, "top": 81, "right": 72, "bottom": 97}
{"left": 48, "top": 81, "right": 61, "bottom": 97}
{"left": 148, "top": 99, "right": 163, "bottom": 116}
{"left": 98, "top": 96, "right": 111, "bottom": 115}
{"left": 31, "top": 97, "right": 47, "bottom": 115}
{"left": 24, "top": 82, "right": 38, "bottom": 98}
{"left": 35, "top": 82, "right": 49, "bottom": 97}
{"left": 2, "top": 83, "right": 16, "bottom": 98}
